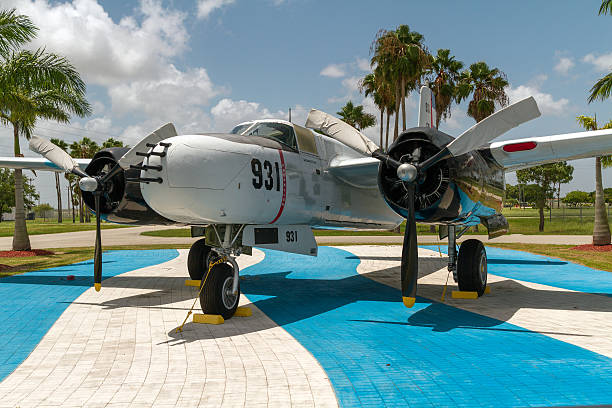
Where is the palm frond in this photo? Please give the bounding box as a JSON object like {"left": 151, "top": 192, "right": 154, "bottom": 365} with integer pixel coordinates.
{"left": 588, "top": 72, "right": 612, "bottom": 103}
{"left": 0, "top": 9, "right": 37, "bottom": 57}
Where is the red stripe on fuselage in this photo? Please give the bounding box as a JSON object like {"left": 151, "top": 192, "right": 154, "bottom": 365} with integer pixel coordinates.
{"left": 270, "top": 149, "right": 286, "bottom": 224}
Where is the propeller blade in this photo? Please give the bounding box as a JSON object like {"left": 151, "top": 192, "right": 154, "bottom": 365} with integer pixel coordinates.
{"left": 117, "top": 122, "right": 177, "bottom": 169}
{"left": 448, "top": 96, "right": 540, "bottom": 157}
{"left": 401, "top": 183, "right": 418, "bottom": 308}
{"left": 306, "top": 109, "right": 379, "bottom": 156}
{"left": 93, "top": 193, "right": 102, "bottom": 291}
{"left": 29, "top": 135, "right": 88, "bottom": 178}
{"left": 419, "top": 96, "right": 541, "bottom": 172}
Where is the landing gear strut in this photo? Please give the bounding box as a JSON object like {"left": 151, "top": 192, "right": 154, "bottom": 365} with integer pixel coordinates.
{"left": 188, "top": 225, "right": 245, "bottom": 319}
{"left": 446, "top": 225, "right": 488, "bottom": 297}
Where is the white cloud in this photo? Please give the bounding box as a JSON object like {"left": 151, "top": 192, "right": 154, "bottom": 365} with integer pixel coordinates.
{"left": 320, "top": 64, "right": 346, "bottom": 78}
{"left": 210, "top": 99, "right": 285, "bottom": 132}
{"left": 583, "top": 52, "right": 612, "bottom": 72}
{"left": 197, "top": 0, "right": 235, "bottom": 19}
{"left": 341, "top": 76, "right": 361, "bottom": 93}
{"left": 506, "top": 84, "right": 569, "bottom": 116}
{"left": 7, "top": 0, "right": 189, "bottom": 86}
{"left": 554, "top": 57, "right": 575, "bottom": 75}
{"left": 356, "top": 57, "right": 371, "bottom": 72}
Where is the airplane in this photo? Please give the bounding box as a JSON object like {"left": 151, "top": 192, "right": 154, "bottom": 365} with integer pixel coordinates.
{"left": 3, "top": 84, "right": 612, "bottom": 320}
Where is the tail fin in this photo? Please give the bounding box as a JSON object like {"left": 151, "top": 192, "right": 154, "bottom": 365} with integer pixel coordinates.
{"left": 417, "top": 85, "right": 436, "bottom": 128}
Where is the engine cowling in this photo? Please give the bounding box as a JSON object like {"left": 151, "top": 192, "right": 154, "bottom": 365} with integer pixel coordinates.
{"left": 378, "top": 128, "right": 455, "bottom": 222}
{"left": 81, "top": 148, "right": 175, "bottom": 225}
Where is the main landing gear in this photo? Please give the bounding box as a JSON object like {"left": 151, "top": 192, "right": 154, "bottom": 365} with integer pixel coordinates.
{"left": 446, "top": 225, "right": 488, "bottom": 296}
{"left": 187, "top": 225, "right": 245, "bottom": 319}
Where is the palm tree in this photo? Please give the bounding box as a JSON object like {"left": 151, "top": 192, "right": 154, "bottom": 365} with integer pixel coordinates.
{"left": 0, "top": 10, "right": 91, "bottom": 250}
{"left": 371, "top": 25, "right": 430, "bottom": 142}
{"left": 588, "top": 2, "right": 612, "bottom": 103}
{"left": 70, "top": 137, "right": 98, "bottom": 223}
{"left": 360, "top": 73, "right": 384, "bottom": 146}
{"left": 336, "top": 101, "right": 376, "bottom": 131}
{"left": 50, "top": 138, "right": 68, "bottom": 223}
{"left": 102, "top": 137, "right": 124, "bottom": 148}
{"left": 457, "top": 61, "right": 509, "bottom": 123}
{"left": 0, "top": 9, "right": 36, "bottom": 57}
{"left": 577, "top": 115, "right": 612, "bottom": 245}
{"left": 429, "top": 49, "right": 464, "bottom": 128}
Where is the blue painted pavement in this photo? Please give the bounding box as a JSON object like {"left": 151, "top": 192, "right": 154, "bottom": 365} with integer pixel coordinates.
{"left": 0, "top": 249, "right": 178, "bottom": 382}
{"left": 241, "top": 247, "right": 612, "bottom": 407}
{"left": 423, "top": 245, "right": 612, "bottom": 295}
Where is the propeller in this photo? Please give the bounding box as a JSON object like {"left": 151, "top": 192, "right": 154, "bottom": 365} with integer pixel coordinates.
{"left": 306, "top": 97, "right": 540, "bottom": 308}
{"left": 29, "top": 123, "right": 177, "bottom": 291}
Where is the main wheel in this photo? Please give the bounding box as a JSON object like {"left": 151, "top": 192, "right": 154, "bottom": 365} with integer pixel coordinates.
{"left": 187, "top": 238, "right": 212, "bottom": 280}
{"left": 199, "top": 263, "right": 240, "bottom": 319}
{"left": 457, "top": 239, "right": 487, "bottom": 296}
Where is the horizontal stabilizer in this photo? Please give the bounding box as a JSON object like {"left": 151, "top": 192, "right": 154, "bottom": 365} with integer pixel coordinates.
{"left": 488, "top": 128, "right": 612, "bottom": 171}
{"left": 0, "top": 157, "right": 90, "bottom": 172}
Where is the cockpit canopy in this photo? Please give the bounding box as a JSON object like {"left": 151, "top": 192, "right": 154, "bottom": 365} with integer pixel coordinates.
{"left": 230, "top": 120, "right": 318, "bottom": 156}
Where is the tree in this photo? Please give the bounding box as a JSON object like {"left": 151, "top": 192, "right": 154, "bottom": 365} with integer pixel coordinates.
{"left": 516, "top": 162, "right": 574, "bottom": 231}
{"left": 49, "top": 138, "right": 68, "bottom": 223}
{"left": 102, "top": 137, "right": 125, "bottom": 148}
{"left": 576, "top": 115, "right": 612, "bottom": 245}
{"left": 457, "top": 61, "right": 509, "bottom": 123}
{"left": 360, "top": 72, "right": 386, "bottom": 147}
{"left": 505, "top": 184, "right": 520, "bottom": 201}
{"left": 0, "top": 168, "right": 39, "bottom": 221}
{"left": 563, "top": 191, "right": 593, "bottom": 207}
{"left": 336, "top": 101, "right": 376, "bottom": 131}
{"left": 70, "top": 137, "right": 98, "bottom": 223}
{"left": 428, "top": 49, "right": 464, "bottom": 128}
{"left": 588, "top": 2, "right": 612, "bottom": 102}
{"left": 0, "top": 9, "right": 91, "bottom": 250}
{"left": 33, "top": 203, "right": 53, "bottom": 221}
{"left": 371, "top": 25, "right": 430, "bottom": 141}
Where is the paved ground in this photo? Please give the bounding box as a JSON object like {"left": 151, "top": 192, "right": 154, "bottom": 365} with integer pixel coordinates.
{"left": 0, "top": 245, "right": 611, "bottom": 406}
{"left": 0, "top": 225, "right": 593, "bottom": 250}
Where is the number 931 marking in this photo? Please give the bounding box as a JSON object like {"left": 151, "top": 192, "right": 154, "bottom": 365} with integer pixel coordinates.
{"left": 286, "top": 230, "right": 297, "bottom": 242}
{"left": 252, "top": 158, "right": 280, "bottom": 191}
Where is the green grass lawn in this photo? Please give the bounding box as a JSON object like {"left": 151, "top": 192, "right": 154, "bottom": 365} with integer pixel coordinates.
{"left": 0, "top": 219, "right": 129, "bottom": 237}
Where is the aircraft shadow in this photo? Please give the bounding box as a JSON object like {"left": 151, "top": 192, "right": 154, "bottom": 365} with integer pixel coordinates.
{"left": 166, "top": 258, "right": 612, "bottom": 343}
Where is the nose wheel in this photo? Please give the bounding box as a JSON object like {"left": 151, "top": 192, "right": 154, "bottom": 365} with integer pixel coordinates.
{"left": 199, "top": 262, "right": 240, "bottom": 319}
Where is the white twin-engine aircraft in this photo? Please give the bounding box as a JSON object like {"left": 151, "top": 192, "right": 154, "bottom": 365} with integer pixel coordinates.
{"left": 3, "top": 85, "right": 612, "bottom": 319}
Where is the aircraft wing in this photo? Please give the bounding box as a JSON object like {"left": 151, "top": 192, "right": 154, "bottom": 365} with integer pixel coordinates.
{"left": 487, "top": 128, "right": 612, "bottom": 171}
{"left": 0, "top": 157, "right": 90, "bottom": 172}
{"left": 328, "top": 156, "right": 379, "bottom": 189}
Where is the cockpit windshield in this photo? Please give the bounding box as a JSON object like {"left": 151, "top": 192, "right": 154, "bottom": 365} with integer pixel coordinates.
{"left": 230, "top": 123, "right": 253, "bottom": 134}
{"left": 245, "top": 122, "right": 298, "bottom": 151}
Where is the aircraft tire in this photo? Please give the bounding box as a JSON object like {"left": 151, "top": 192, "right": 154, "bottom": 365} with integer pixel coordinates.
{"left": 199, "top": 263, "right": 240, "bottom": 319}
{"left": 187, "top": 238, "right": 212, "bottom": 280}
{"left": 457, "top": 239, "right": 487, "bottom": 296}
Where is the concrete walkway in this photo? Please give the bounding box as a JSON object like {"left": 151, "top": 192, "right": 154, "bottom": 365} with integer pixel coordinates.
{"left": 0, "top": 226, "right": 593, "bottom": 250}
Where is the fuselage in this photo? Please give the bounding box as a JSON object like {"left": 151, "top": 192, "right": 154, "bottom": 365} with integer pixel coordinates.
{"left": 139, "top": 120, "right": 403, "bottom": 229}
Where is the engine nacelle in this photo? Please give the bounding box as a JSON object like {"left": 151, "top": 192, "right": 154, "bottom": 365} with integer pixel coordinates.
{"left": 82, "top": 148, "right": 175, "bottom": 225}
{"left": 378, "top": 127, "right": 465, "bottom": 223}
{"left": 378, "top": 127, "right": 506, "bottom": 226}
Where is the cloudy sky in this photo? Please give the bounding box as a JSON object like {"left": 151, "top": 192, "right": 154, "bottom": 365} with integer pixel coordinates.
{"left": 2, "top": 0, "right": 612, "bottom": 205}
